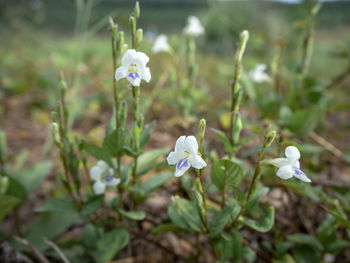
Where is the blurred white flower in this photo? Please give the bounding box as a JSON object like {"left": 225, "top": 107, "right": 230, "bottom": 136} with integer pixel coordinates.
{"left": 90, "top": 160, "right": 120, "bottom": 194}
{"left": 249, "top": 64, "right": 271, "bottom": 83}
{"left": 269, "top": 146, "right": 311, "bottom": 183}
{"left": 152, "top": 34, "right": 171, "bottom": 53}
{"left": 183, "top": 16, "right": 205, "bottom": 37}
{"left": 167, "top": 136, "right": 207, "bottom": 177}
{"left": 115, "top": 49, "right": 151, "bottom": 86}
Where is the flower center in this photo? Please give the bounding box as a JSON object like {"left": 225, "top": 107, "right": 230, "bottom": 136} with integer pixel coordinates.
{"left": 128, "top": 64, "right": 140, "bottom": 81}
{"left": 294, "top": 167, "right": 306, "bottom": 176}
{"left": 177, "top": 158, "right": 189, "bottom": 170}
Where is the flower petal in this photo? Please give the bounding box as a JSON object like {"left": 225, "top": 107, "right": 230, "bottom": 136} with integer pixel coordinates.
{"left": 139, "top": 67, "right": 151, "bottom": 83}
{"left": 167, "top": 151, "right": 183, "bottom": 165}
{"left": 293, "top": 168, "right": 311, "bottom": 183}
{"left": 135, "top": 51, "right": 150, "bottom": 67}
{"left": 175, "top": 158, "right": 191, "bottom": 177}
{"left": 184, "top": 136, "right": 198, "bottom": 155}
{"left": 105, "top": 177, "right": 121, "bottom": 186}
{"left": 174, "top": 136, "right": 186, "bottom": 152}
{"left": 191, "top": 155, "right": 207, "bottom": 169}
{"left": 90, "top": 166, "right": 101, "bottom": 181}
{"left": 97, "top": 160, "right": 108, "bottom": 170}
{"left": 285, "top": 146, "right": 300, "bottom": 161}
{"left": 93, "top": 181, "right": 106, "bottom": 195}
{"left": 269, "top": 158, "right": 290, "bottom": 168}
{"left": 276, "top": 165, "right": 294, "bottom": 180}
{"left": 127, "top": 72, "right": 141, "bottom": 86}
{"left": 115, "top": 66, "right": 128, "bottom": 81}
{"left": 121, "top": 49, "right": 136, "bottom": 66}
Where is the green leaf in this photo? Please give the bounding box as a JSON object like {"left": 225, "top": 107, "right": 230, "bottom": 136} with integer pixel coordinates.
{"left": 93, "top": 227, "right": 129, "bottom": 263}
{"left": 243, "top": 205, "right": 275, "bottom": 232}
{"left": 137, "top": 149, "right": 169, "bottom": 176}
{"left": 102, "top": 128, "right": 130, "bottom": 158}
{"left": 13, "top": 161, "right": 51, "bottom": 194}
{"left": 24, "top": 211, "right": 80, "bottom": 250}
{"left": 292, "top": 245, "right": 320, "bottom": 263}
{"left": 35, "top": 197, "right": 78, "bottom": 213}
{"left": 140, "top": 121, "right": 156, "bottom": 150}
{"left": 211, "top": 128, "right": 233, "bottom": 153}
{"left": 327, "top": 239, "right": 350, "bottom": 254}
{"left": 211, "top": 160, "right": 243, "bottom": 191}
{"left": 81, "top": 195, "right": 104, "bottom": 216}
{"left": 287, "top": 109, "right": 320, "bottom": 138}
{"left": 287, "top": 234, "right": 323, "bottom": 251}
{"left": 215, "top": 230, "right": 245, "bottom": 260}
{"left": 84, "top": 142, "right": 112, "bottom": 165}
{"left": 83, "top": 224, "right": 104, "bottom": 247}
{"left": 0, "top": 194, "right": 21, "bottom": 221}
{"left": 119, "top": 210, "right": 145, "bottom": 220}
{"left": 168, "top": 197, "right": 205, "bottom": 232}
{"left": 141, "top": 172, "right": 173, "bottom": 194}
{"left": 6, "top": 177, "right": 26, "bottom": 201}
{"left": 210, "top": 206, "right": 233, "bottom": 236}
{"left": 246, "top": 187, "right": 269, "bottom": 210}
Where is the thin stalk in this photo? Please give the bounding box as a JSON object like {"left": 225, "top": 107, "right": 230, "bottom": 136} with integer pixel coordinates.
{"left": 246, "top": 145, "right": 266, "bottom": 201}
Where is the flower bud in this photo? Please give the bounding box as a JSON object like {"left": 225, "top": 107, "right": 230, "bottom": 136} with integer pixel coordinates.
{"left": 129, "top": 15, "right": 136, "bottom": 35}
{"left": 0, "top": 176, "right": 9, "bottom": 195}
{"left": 199, "top": 119, "right": 206, "bottom": 141}
{"left": 117, "top": 31, "right": 124, "bottom": 55}
{"left": 121, "top": 44, "right": 128, "bottom": 56}
{"left": 109, "top": 17, "right": 118, "bottom": 38}
{"left": 232, "top": 113, "right": 242, "bottom": 145}
{"left": 59, "top": 72, "right": 67, "bottom": 98}
{"left": 264, "top": 129, "right": 277, "bottom": 148}
{"left": 135, "top": 28, "right": 143, "bottom": 50}
{"left": 134, "top": 1, "right": 140, "bottom": 19}
{"left": 51, "top": 111, "right": 58, "bottom": 123}
{"left": 51, "top": 122, "right": 62, "bottom": 148}
{"left": 236, "top": 30, "right": 249, "bottom": 63}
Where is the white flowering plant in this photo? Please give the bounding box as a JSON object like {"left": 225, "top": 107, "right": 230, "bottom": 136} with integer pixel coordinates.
{"left": 2, "top": 1, "right": 350, "bottom": 263}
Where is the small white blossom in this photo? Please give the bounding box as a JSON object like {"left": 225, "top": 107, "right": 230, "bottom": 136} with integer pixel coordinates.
{"left": 90, "top": 160, "right": 120, "bottom": 194}
{"left": 115, "top": 49, "right": 151, "bottom": 86}
{"left": 183, "top": 16, "right": 205, "bottom": 37}
{"left": 167, "top": 136, "right": 207, "bottom": 177}
{"left": 269, "top": 146, "right": 311, "bottom": 183}
{"left": 249, "top": 64, "right": 271, "bottom": 83}
{"left": 152, "top": 34, "right": 171, "bottom": 53}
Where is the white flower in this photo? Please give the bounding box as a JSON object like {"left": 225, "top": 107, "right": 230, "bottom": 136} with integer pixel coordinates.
{"left": 90, "top": 160, "right": 120, "bottom": 194}
{"left": 167, "top": 136, "right": 207, "bottom": 177}
{"left": 115, "top": 49, "right": 151, "bottom": 86}
{"left": 249, "top": 64, "right": 271, "bottom": 83}
{"left": 269, "top": 146, "right": 311, "bottom": 183}
{"left": 183, "top": 16, "right": 205, "bottom": 37}
{"left": 152, "top": 34, "right": 171, "bottom": 53}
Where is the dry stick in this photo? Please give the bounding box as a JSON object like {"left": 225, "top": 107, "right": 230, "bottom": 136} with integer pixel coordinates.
{"left": 309, "top": 131, "right": 347, "bottom": 163}
{"left": 44, "top": 238, "right": 71, "bottom": 263}
{"left": 14, "top": 237, "right": 50, "bottom": 263}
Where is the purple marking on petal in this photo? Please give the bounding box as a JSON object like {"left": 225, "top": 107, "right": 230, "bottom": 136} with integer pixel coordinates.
{"left": 294, "top": 167, "right": 306, "bottom": 176}
{"left": 105, "top": 176, "right": 114, "bottom": 183}
{"left": 128, "top": 72, "right": 140, "bottom": 80}
{"left": 177, "top": 158, "right": 189, "bottom": 170}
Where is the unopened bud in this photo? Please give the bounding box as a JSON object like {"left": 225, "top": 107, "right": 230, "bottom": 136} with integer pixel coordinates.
{"left": 199, "top": 119, "right": 206, "bottom": 140}
{"left": 51, "top": 111, "right": 58, "bottom": 123}
{"left": 232, "top": 113, "right": 242, "bottom": 145}
{"left": 236, "top": 30, "right": 249, "bottom": 63}
{"left": 135, "top": 29, "right": 143, "bottom": 50}
{"left": 129, "top": 15, "right": 136, "bottom": 35}
{"left": 0, "top": 176, "right": 9, "bottom": 195}
{"left": 117, "top": 31, "right": 124, "bottom": 55}
{"left": 134, "top": 1, "right": 140, "bottom": 19}
{"left": 59, "top": 72, "right": 67, "bottom": 98}
{"left": 264, "top": 129, "right": 276, "bottom": 148}
{"left": 51, "top": 122, "right": 62, "bottom": 147}
{"left": 121, "top": 44, "right": 128, "bottom": 56}
{"left": 109, "top": 17, "right": 118, "bottom": 38}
